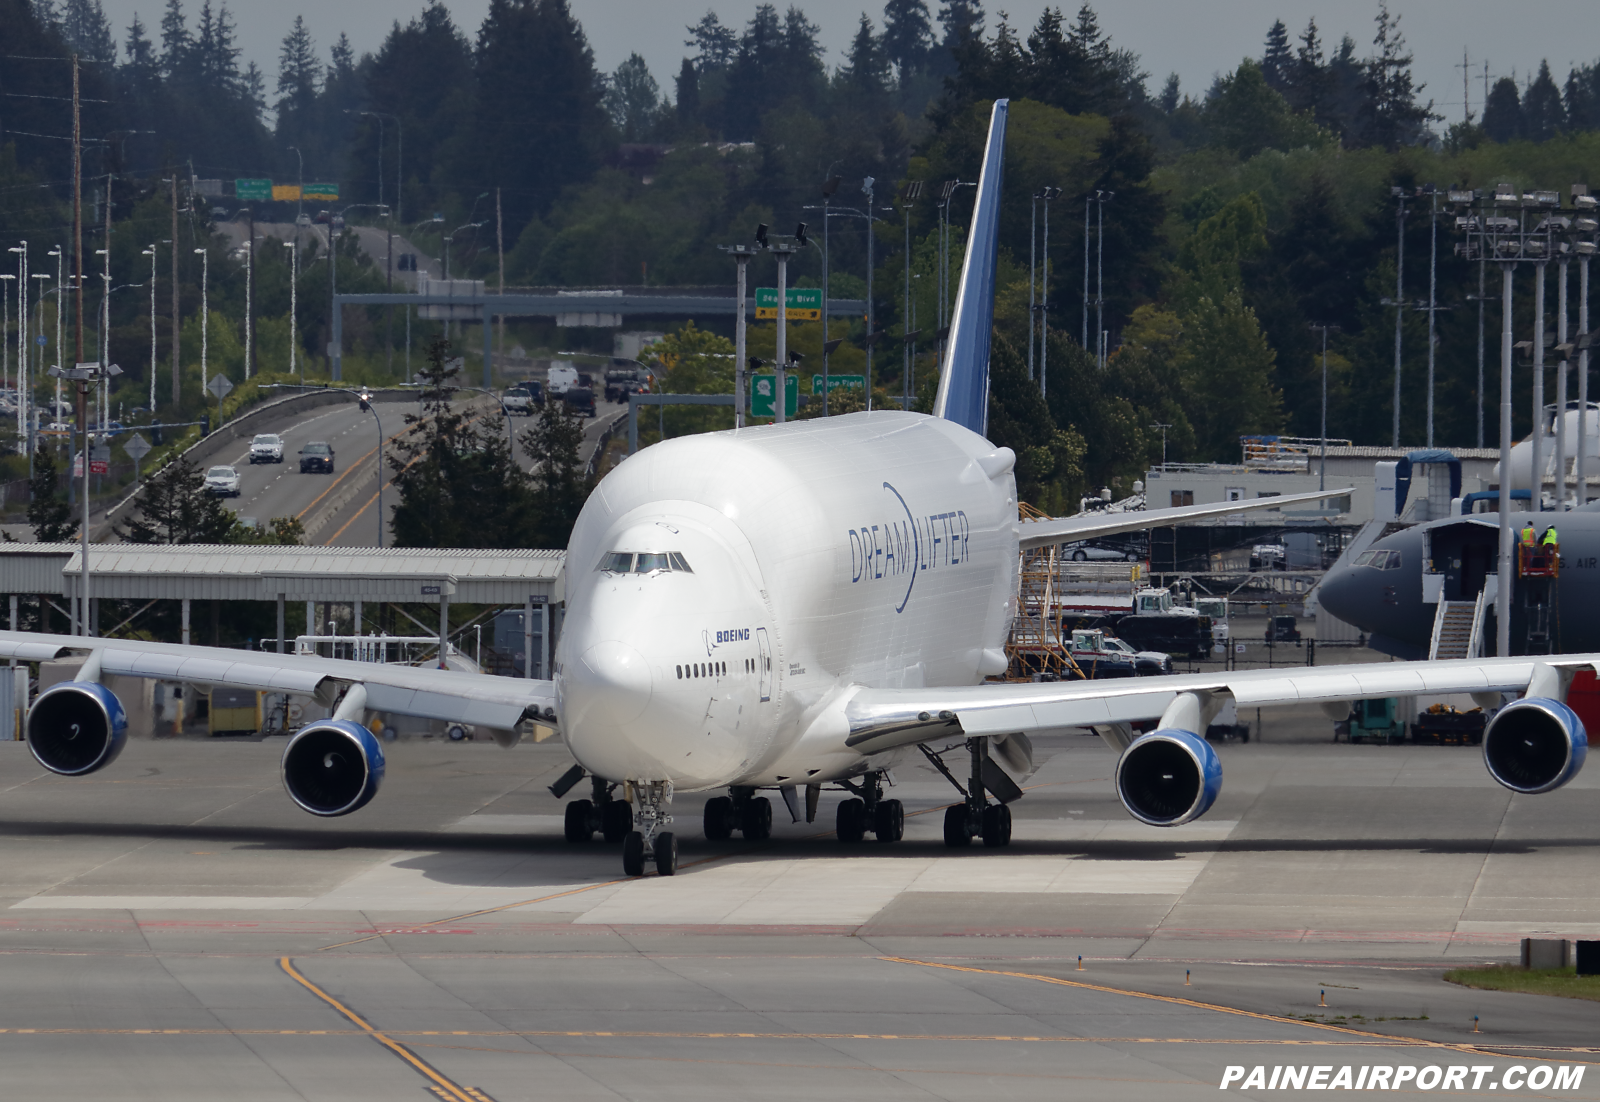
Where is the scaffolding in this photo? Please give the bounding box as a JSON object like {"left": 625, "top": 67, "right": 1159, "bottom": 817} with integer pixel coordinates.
{"left": 1001, "top": 503, "right": 1087, "bottom": 682}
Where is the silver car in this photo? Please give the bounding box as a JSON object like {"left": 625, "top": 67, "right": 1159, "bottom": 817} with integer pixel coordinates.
{"left": 249, "top": 433, "right": 284, "bottom": 463}
{"left": 204, "top": 465, "right": 242, "bottom": 497}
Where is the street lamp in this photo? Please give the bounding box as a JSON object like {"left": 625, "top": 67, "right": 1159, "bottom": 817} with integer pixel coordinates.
{"left": 142, "top": 245, "right": 156, "bottom": 409}
{"left": 900, "top": 181, "right": 922, "bottom": 411}
{"left": 444, "top": 219, "right": 486, "bottom": 281}
{"left": 287, "top": 144, "right": 304, "bottom": 223}
{"left": 48, "top": 245, "right": 63, "bottom": 420}
{"left": 48, "top": 358, "right": 121, "bottom": 636}
{"left": 283, "top": 240, "right": 298, "bottom": 379}
{"left": 356, "top": 386, "right": 384, "bottom": 547}
{"left": 0, "top": 273, "right": 12, "bottom": 392}
{"left": 717, "top": 243, "right": 758, "bottom": 427}
{"left": 1310, "top": 323, "right": 1340, "bottom": 491}
{"left": 194, "top": 247, "right": 209, "bottom": 406}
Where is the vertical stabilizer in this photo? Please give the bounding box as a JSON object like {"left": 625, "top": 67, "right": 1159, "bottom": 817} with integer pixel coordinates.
{"left": 932, "top": 98, "right": 1008, "bottom": 436}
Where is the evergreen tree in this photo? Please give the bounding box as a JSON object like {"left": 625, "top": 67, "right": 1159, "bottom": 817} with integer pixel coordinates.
{"left": 1260, "top": 19, "right": 1292, "bottom": 92}
{"left": 193, "top": 0, "right": 239, "bottom": 91}
{"left": 1205, "top": 59, "right": 1323, "bottom": 159}
{"left": 1565, "top": 63, "right": 1600, "bottom": 131}
{"left": 1483, "top": 76, "right": 1522, "bottom": 143}
{"left": 604, "top": 53, "right": 662, "bottom": 141}
{"left": 1358, "top": 2, "right": 1433, "bottom": 149}
{"left": 123, "top": 14, "right": 158, "bottom": 84}
{"left": 27, "top": 448, "right": 75, "bottom": 544}
{"left": 275, "top": 15, "right": 320, "bottom": 120}
{"left": 1158, "top": 72, "right": 1180, "bottom": 114}
{"left": 520, "top": 389, "right": 589, "bottom": 549}
{"left": 686, "top": 10, "right": 738, "bottom": 69}
{"left": 118, "top": 455, "right": 241, "bottom": 543}
{"left": 1523, "top": 61, "right": 1564, "bottom": 141}
{"left": 881, "top": 0, "right": 934, "bottom": 81}
{"left": 159, "top": 0, "right": 188, "bottom": 76}
{"left": 1179, "top": 291, "right": 1283, "bottom": 458}
{"left": 675, "top": 57, "right": 700, "bottom": 127}
{"left": 62, "top": 0, "right": 116, "bottom": 64}
{"left": 937, "top": 0, "right": 984, "bottom": 47}
{"left": 839, "top": 14, "right": 890, "bottom": 98}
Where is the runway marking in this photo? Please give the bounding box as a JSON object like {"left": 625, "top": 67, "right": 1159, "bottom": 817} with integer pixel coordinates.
{"left": 881, "top": 958, "right": 1600, "bottom": 1063}
{"left": 278, "top": 957, "right": 484, "bottom": 1102}
{"left": 1, "top": 1024, "right": 1585, "bottom": 1049}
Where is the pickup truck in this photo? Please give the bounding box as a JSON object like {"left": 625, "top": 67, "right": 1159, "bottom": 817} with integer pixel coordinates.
{"left": 604, "top": 368, "right": 645, "bottom": 403}
{"left": 503, "top": 387, "right": 534, "bottom": 416}
{"left": 249, "top": 433, "right": 284, "bottom": 463}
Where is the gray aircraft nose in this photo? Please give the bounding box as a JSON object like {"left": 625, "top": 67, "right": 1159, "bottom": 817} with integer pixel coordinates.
{"left": 1318, "top": 564, "right": 1370, "bottom": 630}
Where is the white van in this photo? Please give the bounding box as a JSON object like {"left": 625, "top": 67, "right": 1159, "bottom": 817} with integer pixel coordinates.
{"left": 547, "top": 362, "right": 578, "bottom": 396}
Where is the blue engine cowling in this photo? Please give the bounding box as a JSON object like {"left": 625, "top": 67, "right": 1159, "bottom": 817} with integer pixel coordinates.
{"left": 281, "top": 719, "right": 386, "bottom": 816}
{"left": 1483, "top": 697, "right": 1587, "bottom": 795}
{"left": 27, "top": 681, "right": 128, "bottom": 776}
{"left": 1114, "top": 728, "right": 1222, "bottom": 826}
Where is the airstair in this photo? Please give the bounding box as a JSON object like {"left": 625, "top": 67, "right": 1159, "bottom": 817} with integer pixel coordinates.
{"left": 1428, "top": 591, "right": 1486, "bottom": 660}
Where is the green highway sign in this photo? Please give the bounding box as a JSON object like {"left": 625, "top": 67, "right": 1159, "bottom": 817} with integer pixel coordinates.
{"left": 812, "top": 374, "right": 864, "bottom": 392}
{"left": 303, "top": 182, "right": 340, "bottom": 201}
{"left": 755, "top": 287, "right": 822, "bottom": 321}
{"left": 749, "top": 373, "right": 798, "bottom": 418}
{"left": 235, "top": 178, "right": 272, "bottom": 201}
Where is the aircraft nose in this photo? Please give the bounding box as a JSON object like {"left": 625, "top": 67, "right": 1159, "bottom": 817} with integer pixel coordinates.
{"left": 566, "top": 640, "right": 654, "bottom": 729}
{"left": 1318, "top": 565, "right": 1362, "bottom": 626}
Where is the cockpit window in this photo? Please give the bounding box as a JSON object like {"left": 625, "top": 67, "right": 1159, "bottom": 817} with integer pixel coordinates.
{"left": 1385, "top": 551, "right": 1401, "bottom": 569}
{"left": 1354, "top": 551, "right": 1376, "bottom": 567}
{"left": 596, "top": 551, "right": 693, "bottom": 574}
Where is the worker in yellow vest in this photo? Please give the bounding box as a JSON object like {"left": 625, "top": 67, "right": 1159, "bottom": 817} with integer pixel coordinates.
{"left": 1520, "top": 522, "right": 1537, "bottom": 548}
{"left": 1542, "top": 525, "right": 1559, "bottom": 550}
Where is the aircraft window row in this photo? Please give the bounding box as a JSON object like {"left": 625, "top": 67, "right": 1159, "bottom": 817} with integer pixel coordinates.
{"left": 678, "top": 661, "right": 727, "bottom": 679}
{"left": 596, "top": 551, "right": 694, "bottom": 574}
{"left": 677, "top": 658, "right": 762, "bottom": 680}
{"left": 1353, "top": 550, "right": 1403, "bottom": 569}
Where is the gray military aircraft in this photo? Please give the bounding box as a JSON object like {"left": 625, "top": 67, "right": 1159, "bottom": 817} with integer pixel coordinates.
{"left": 1318, "top": 508, "right": 1600, "bottom": 658}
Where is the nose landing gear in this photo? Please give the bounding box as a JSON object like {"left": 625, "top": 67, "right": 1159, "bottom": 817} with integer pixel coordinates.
{"left": 920, "top": 737, "right": 1020, "bottom": 848}
{"left": 836, "top": 771, "right": 903, "bottom": 843}
{"left": 622, "top": 781, "right": 677, "bottom": 877}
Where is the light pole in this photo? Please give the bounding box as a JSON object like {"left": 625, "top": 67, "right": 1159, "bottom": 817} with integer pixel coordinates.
{"left": 9, "top": 243, "right": 26, "bottom": 444}
{"left": 1576, "top": 184, "right": 1597, "bottom": 505}
{"left": 49, "top": 245, "right": 62, "bottom": 422}
{"left": 142, "top": 245, "right": 156, "bottom": 409}
{"left": 717, "top": 242, "right": 757, "bottom": 428}
{"left": 194, "top": 247, "right": 209, "bottom": 407}
{"left": 243, "top": 231, "right": 257, "bottom": 379}
{"left": 1149, "top": 421, "right": 1171, "bottom": 467}
{"left": 1424, "top": 186, "right": 1439, "bottom": 448}
{"left": 1310, "top": 323, "right": 1340, "bottom": 491}
{"left": 49, "top": 359, "right": 121, "bottom": 636}
{"left": 287, "top": 144, "right": 304, "bottom": 223}
{"left": 819, "top": 171, "right": 840, "bottom": 412}
{"left": 900, "top": 181, "right": 921, "bottom": 410}
{"left": 1029, "top": 188, "right": 1038, "bottom": 380}
{"left": 768, "top": 227, "right": 805, "bottom": 425}
{"left": 284, "top": 240, "right": 298, "bottom": 379}
{"left": 1095, "top": 189, "right": 1112, "bottom": 369}
{"left": 360, "top": 110, "right": 403, "bottom": 372}
{"left": 357, "top": 386, "right": 383, "bottom": 547}
{"left": 1390, "top": 186, "right": 1408, "bottom": 447}
{"left": 1040, "top": 187, "right": 1061, "bottom": 394}
{"left": 1082, "top": 193, "right": 1091, "bottom": 350}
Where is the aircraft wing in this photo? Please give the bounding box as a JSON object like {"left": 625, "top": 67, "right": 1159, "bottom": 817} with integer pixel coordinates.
{"left": 841, "top": 654, "right": 1594, "bottom": 755}
{"left": 1018, "top": 487, "right": 1353, "bottom": 550}
{"left": 0, "top": 630, "right": 555, "bottom": 730}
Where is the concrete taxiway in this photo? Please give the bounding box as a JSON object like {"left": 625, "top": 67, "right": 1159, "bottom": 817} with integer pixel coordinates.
{"left": 0, "top": 704, "right": 1597, "bottom": 1099}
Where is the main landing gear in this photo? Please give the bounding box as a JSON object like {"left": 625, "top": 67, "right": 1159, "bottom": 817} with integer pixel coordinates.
{"left": 703, "top": 787, "right": 772, "bottom": 841}
{"left": 920, "top": 737, "right": 1020, "bottom": 848}
{"left": 562, "top": 775, "right": 634, "bottom": 844}
{"left": 835, "top": 772, "right": 903, "bottom": 844}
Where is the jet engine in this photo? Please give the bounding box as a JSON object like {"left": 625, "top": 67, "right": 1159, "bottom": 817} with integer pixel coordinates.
{"left": 282, "top": 719, "right": 386, "bottom": 816}
{"left": 1483, "top": 698, "right": 1587, "bottom": 795}
{"left": 26, "top": 681, "right": 128, "bottom": 776}
{"left": 1114, "top": 728, "right": 1222, "bottom": 827}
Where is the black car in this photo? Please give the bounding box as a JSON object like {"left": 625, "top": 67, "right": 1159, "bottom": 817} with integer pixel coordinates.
{"left": 563, "top": 386, "right": 596, "bottom": 418}
{"left": 299, "top": 441, "right": 335, "bottom": 473}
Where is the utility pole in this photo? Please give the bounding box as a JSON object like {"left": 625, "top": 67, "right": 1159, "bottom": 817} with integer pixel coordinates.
{"left": 863, "top": 175, "right": 876, "bottom": 410}
{"left": 170, "top": 174, "right": 180, "bottom": 406}
{"left": 1557, "top": 251, "right": 1570, "bottom": 508}
{"left": 1028, "top": 191, "right": 1037, "bottom": 380}
{"left": 72, "top": 56, "right": 84, "bottom": 371}
{"left": 1038, "top": 187, "right": 1060, "bottom": 394}
{"left": 1425, "top": 186, "right": 1438, "bottom": 447}
{"left": 496, "top": 187, "right": 505, "bottom": 375}
{"left": 820, "top": 173, "right": 840, "bottom": 415}
{"left": 1477, "top": 252, "right": 1486, "bottom": 447}
{"left": 245, "top": 211, "right": 255, "bottom": 379}
{"left": 772, "top": 235, "right": 799, "bottom": 425}
{"left": 1310, "top": 323, "right": 1339, "bottom": 491}
{"left": 1533, "top": 250, "right": 1548, "bottom": 511}
{"left": 1391, "top": 187, "right": 1408, "bottom": 447}
{"left": 1082, "top": 194, "right": 1091, "bottom": 350}
{"left": 144, "top": 245, "right": 156, "bottom": 409}
{"left": 901, "top": 182, "right": 921, "bottom": 410}
{"left": 1497, "top": 259, "right": 1515, "bottom": 656}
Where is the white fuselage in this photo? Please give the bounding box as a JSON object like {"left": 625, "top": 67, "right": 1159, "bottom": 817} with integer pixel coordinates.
{"left": 555, "top": 410, "right": 1019, "bottom": 790}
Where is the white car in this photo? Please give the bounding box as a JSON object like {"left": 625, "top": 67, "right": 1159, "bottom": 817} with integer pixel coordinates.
{"left": 249, "top": 433, "right": 285, "bottom": 463}
{"left": 204, "top": 465, "right": 242, "bottom": 497}
{"left": 502, "top": 387, "right": 533, "bottom": 416}
{"left": 1064, "top": 540, "right": 1141, "bottom": 562}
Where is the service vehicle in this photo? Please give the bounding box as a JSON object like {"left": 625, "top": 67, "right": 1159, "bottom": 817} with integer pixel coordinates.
{"left": 547, "top": 363, "right": 578, "bottom": 396}
{"left": 249, "top": 433, "right": 285, "bottom": 463}
{"left": 1066, "top": 629, "right": 1140, "bottom": 679}
{"left": 1115, "top": 587, "right": 1213, "bottom": 658}
{"left": 1265, "top": 615, "right": 1302, "bottom": 645}
{"left": 298, "top": 441, "right": 335, "bottom": 473}
{"left": 604, "top": 368, "right": 645, "bottom": 403}
{"left": 1099, "top": 635, "right": 1174, "bottom": 676}
{"left": 204, "top": 465, "right": 242, "bottom": 497}
{"left": 1250, "top": 543, "right": 1287, "bottom": 570}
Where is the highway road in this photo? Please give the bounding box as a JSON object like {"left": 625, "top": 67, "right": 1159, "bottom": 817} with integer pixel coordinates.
{"left": 198, "top": 392, "right": 627, "bottom": 549}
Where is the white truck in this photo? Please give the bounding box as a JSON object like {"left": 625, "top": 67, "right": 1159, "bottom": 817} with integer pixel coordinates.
{"left": 546, "top": 362, "right": 578, "bottom": 396}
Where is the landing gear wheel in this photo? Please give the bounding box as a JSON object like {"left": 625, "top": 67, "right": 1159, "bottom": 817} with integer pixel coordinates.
{"left": 741, "top": 796, "right": 772, "bottom": 840}
{"left": 564, "top": 799, "right": 594, "bottom": 843}
{"left": 981, "top": 802, "right": 1012, "bottom": 848}
{"left": 836, "top": 798, "right": 867, "bottom": 843}
{"left": 654, "top": 832, "right": 678, "bottom": 876}
{"left": 602, "top": 800, "right": 633, "bottom": 843}
{"left": 874, "top": 799, "right": 904, "bottom": 843}
{"left": 703, "top": 796, "right": 734, "bottom": 840}
{"left": 622, "top": 831, "right": 646, "bottom": 876}
{"left": 943, "top": 804, "right": 972, "bottom": 848}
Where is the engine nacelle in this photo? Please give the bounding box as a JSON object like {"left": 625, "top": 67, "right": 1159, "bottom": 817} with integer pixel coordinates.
{"left": 282, "top": 719, "right": 386, "bottom": 816}
{"left": 1115, "top": 728, "right": 1221, "bottom": 827}
{"left": 27, "top": 681, "right": 127, "bottom": 776}
{"left": 1483, "top": 697, "right": 1587, "bottom": 794}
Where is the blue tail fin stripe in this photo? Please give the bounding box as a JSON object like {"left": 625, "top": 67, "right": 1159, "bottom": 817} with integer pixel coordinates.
{"left": 932, "top": 98, "right": 1008, "bottom": 437}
